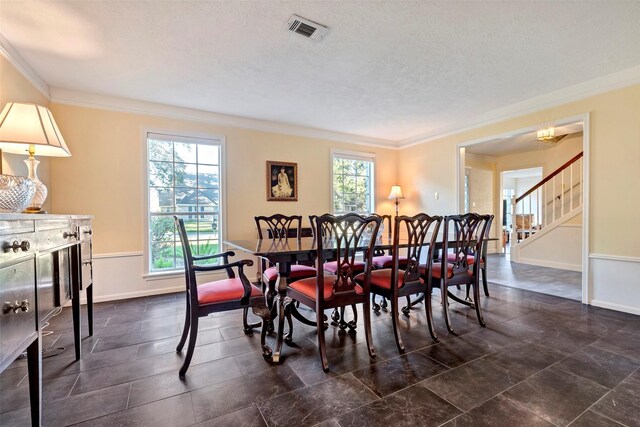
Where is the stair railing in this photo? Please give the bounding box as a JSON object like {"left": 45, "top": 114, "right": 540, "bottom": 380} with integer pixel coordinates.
{"left": 511, "top": 152, "right": 583, "bottom": 244}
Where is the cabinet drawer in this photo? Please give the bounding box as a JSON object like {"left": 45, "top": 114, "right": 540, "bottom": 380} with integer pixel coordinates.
{"left": 0, "top": 258, "right": 37, "bottom": 367}
{"left": 37, "top": 227, "right": 76, "bottom": 251}
{"left": 0, "top": 231, "right": 36, "bottom": 265}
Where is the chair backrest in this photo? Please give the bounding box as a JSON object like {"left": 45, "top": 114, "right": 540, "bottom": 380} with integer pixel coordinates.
{"left": 442, "top": 213, "right": 492, "bottom": 277}
{"left": 175, "top": 216, "right": 199, "bottom": 297}
{"left": 393, "top": 213, "right": 442, "bottom": 285}
{"left": 371, "top": 213, "right": 392, "bottom": 256}
{"left": 254, "top": 214, "right": 302, "bottom": 239}
{"left": 480, "top": 214, "right": 494, "bottom": 261}
{"left": 314, "top": 213, "right": 382, "bottom": 301}
{"left": 309, "top": 214, "right": 333, "bottom": 239}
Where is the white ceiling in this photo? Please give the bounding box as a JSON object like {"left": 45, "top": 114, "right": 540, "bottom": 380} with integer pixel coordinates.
{"left": 1, "top": 1, "right": 639, "bottom": 144}
{"left": 465, "top": 123, "right": 583, "bottom": 157}
{"left": 502, "top": 167, "right": 543, "bottom": 180}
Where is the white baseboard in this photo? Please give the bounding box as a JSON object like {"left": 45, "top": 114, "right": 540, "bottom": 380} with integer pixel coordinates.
{"left": 589, "top": 299, "right": 640, "bottom": 316}
{"left": 515, "top": 257, "right": 582, "bottom": 272}
{"left": 589, "top": 255, "right": 640, "bottom": 315}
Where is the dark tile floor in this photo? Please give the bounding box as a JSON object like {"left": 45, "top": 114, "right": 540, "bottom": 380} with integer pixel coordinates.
{"left": 486, "top": 254, "right": 582, "bottom": 301}
{"left": 1, "top": 283, "right": 638, "bottom": 426}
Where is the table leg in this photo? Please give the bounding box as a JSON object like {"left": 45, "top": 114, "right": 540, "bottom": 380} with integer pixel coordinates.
{"left": 270, "top": 262, "right": 291, "bottom": 363}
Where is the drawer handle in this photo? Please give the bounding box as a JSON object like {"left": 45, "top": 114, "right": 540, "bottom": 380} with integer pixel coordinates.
{"left": 83, "top": 229, "right": 93, "bottom": 235}
{"left": 82, "top": 260, "right": 93, "bottom": 266}
{"left": 63, "top": 231, "right": 78, "bottom": 239}
{"left": 2, "top": 299, "right": 30, "bottom": 315}
{"left": 9, "top": 240, "right": 30, "bottom": 253}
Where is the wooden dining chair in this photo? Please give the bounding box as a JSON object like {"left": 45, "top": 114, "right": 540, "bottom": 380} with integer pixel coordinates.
{"left": 174, "top": 217, "right": 271, "bottom": 379}
{"left": 286, "top": 213, "right": 382, "bottom": 371}
{"left": 254, "top": 215, "right": 317, "bottom": 287}
{"left": 448, "top": 214, "right": 494, "bottom": 300}
{"left": 357, "top": 213, "right": 442, "bottom": 350}
{"left": 432, "top": 213, "right": 493, "bottom": 334}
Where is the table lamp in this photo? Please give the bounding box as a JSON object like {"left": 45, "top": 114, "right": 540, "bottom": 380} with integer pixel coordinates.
{"left": 0, "top": 102, "right": 71, "bottom": 213}
{"left": 388, "top": 184, "right": 405, "bottom": 217}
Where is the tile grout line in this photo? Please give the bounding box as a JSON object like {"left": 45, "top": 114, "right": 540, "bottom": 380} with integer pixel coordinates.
{"left": 564, "top": 365, "right": 639, "bottom": 427}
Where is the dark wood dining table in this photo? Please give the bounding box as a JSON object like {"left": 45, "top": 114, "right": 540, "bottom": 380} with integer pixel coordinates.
{"left": 225, "top": 235, "right": 495, "bottom": 362}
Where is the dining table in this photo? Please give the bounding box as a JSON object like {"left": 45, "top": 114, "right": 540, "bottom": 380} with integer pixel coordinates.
{"left": 225, "top": 235, "right": 496, "bottom": 363}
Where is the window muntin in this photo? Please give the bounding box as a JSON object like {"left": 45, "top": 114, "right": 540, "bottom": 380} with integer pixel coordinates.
{"left": 147, "top": 133, "right": 222, "bottom": 273}
{"left": 332, "top": 151, "right": 375, "bottom": 214}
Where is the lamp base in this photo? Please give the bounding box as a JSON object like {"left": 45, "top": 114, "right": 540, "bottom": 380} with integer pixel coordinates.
{"left": 23, "top": 206, "right": 47, "bottom": 214}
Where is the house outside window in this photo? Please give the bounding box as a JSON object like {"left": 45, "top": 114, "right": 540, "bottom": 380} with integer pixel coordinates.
{"left": 146, "top": 132, "right": 223, "bottom": 274}
{"left": 332, "top": 150, "right": 375, "bottom": 214}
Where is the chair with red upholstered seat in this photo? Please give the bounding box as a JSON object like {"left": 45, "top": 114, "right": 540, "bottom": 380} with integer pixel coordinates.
{"left": 286, "top": 213, "right": 382, "bottom": 371}
{"left": 174, "top": 217, "right": 271, "bottom": 379}
{"left": 445, "top": 214, "right": 494, "bottom": 299}
{"left": 356, "top": 213, "right": 442, "bottom": 351}
{"left": 255, "top": 215, "right": 317, "bottom": 287}
{"left": 432, "top": 213, "right": 493, "bottom": 334}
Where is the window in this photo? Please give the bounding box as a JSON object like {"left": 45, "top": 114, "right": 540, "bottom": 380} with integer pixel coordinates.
{"left": 146, "top": 132, "right": 222, "bottom": 274}
{"left": 332, "top": 150, "right": 375, "bottom": 214}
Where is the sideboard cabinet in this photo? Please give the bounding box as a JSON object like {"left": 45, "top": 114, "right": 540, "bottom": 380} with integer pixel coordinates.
{"left": 0, "top": 214, "right": 94, "bottom": 426}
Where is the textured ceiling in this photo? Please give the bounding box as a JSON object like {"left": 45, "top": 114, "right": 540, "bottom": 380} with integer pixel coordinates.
{"left": 1, "top": 1, "right": 639, "bottom": 143}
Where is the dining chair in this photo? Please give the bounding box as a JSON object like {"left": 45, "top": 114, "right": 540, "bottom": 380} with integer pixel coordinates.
{"left": 432, "top": 213, "right": 493, "bottom": 334}
{"left": 447, "top": 214, "right": 494, "bottom": 300}
{"left": 286, "top": 213, "right": 382, "bottom": 371}
{"left": 356, "top": 213, "right": 442, "bottom": 351}
{"left": 174, "top": 217, "right": 271, "bottom": 379}
{"left": 254, "top": 215, "right": 317, "bottom": 287}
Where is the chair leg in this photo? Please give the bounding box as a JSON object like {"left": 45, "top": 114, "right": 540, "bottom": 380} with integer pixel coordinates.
{"left": 391, "top": 295, "right": 405, "bottom": 353}
{"left": 425, "top": 286, "right": 438, "bottom": 341}
{"left": 380, "top": 297, "right": 388, "bottom": 309}
{"left": 401, "top": 296, "right": 411, "bottom": 316}
{"left": 465, "top": 284, "right": 471, "bottom": 302}
{"left": 242, "top": 307, "right": 261, "bottom": 334}
{"left": 372, "top": 294, "right": 381, "bottom": 312}
{"left": 284, "top": 300, "right": 294, "bottom": 344}
{"left": 363, "top": 300, "right": 376, "bottom": 359}
{"left": 482, "top": 266, "right": 490, "bottom": 297}
{"left": 441, "top": 283, "right": 454, "bottom": 334}
{"left": 251, "top": 303, "right": 273, "bottom": 361}
{"left": 176, "top": 298, "right": 190, "bottom": 352}
{"left": 179, "top": 313, "right": 198, "bottom": 379}
{"left": 347, "top": 304, "right": 358, "bottom": 330}
{"left": 473, "top": 281, "right": 487, "bottom": 327}
{"left": 317, "top": 309, "right": 329, "bottom": 372}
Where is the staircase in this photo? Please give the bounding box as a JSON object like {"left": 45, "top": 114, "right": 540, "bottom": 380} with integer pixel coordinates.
{"left": 510, "top": 152, "right": 583, "bottom": 270}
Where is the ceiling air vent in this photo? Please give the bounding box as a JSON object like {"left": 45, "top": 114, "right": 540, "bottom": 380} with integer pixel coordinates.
{"left": 285, "top": 15, "right": 329, "bottom": 41}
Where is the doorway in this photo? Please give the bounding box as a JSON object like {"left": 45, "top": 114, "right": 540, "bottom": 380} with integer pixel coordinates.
{"left": 457, "top": 114, "right": 589, "bottom": 303}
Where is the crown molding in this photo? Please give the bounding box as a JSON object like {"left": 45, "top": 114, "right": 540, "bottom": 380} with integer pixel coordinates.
{"left": 49, "top": 87, "right": 398, "bottom": 149}
{"left": 0, "top": 33, "right": 50, "bottom": 99}
{"left": 399, "top": 64, "right": 640, "bottom": 149}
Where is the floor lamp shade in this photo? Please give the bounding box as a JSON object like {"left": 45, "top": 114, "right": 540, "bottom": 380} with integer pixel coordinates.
{"left": 0, "top": 103, "right": 71, "bottom": 213}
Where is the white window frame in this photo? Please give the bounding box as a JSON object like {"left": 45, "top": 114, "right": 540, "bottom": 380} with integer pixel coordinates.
{"left": 143, "top": 129, "right": 226, "bottom": 278}
{"left": 330, "top": 149, "right": 376, "bottom": 214}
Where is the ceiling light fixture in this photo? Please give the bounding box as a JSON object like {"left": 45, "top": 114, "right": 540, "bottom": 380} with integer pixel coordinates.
{"left": 537, "top": 127, "right": 555, "bottom": 141}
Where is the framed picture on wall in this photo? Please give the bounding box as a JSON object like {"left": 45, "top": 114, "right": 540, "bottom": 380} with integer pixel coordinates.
{"left": 266, "top": 161, "right": 298, "bottom": 201}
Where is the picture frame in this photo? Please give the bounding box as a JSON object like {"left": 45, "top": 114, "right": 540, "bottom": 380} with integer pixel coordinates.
{"left": 266, "top": 161, "right": 298, "bottom": 201}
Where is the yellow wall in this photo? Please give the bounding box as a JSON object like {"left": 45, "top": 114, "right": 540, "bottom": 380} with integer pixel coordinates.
{"left": 4, "top": 53, "right": 639, "bottom": 260}
{"left": 0, "top": 56, "right": 52, "bottom": 210}
{"left": 400, "top": 84, "right": 640, "bottom": 257}
{"left": 48, "top": 103, "right": 398, "bottom": 254}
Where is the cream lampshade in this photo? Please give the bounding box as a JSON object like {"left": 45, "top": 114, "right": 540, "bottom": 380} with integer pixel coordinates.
{"left": 388, "top": 185, "right": 405, "bottom": 216}
{"left": 0, "top": 102, "right": 71, "bottom": 213}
